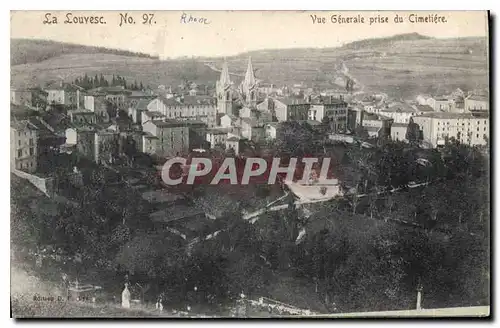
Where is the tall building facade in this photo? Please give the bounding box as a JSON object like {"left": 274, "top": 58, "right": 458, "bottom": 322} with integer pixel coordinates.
{"left": 11, "top": 121, "right": 38, "bottom": 173}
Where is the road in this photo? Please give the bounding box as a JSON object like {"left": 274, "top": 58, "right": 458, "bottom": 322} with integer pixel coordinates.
{"left": 242, "top": 181, "right": 430, "bottom": 223}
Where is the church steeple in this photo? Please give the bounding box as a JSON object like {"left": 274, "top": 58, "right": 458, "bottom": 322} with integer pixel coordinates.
{"left": 243, "top": 56, "right": 256, "bottom": 88}
{"left": 219, "top": 58, "right": 231, "bottom": 87}
{"left": 216, "top": 58, "right": 233, "bottom": 115}
{"left": 241, "top": 56, "right": 258, "bottom": 108}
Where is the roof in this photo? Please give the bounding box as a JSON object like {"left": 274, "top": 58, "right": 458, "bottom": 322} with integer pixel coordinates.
{"left": 87, "top": 86, "right": 132, "bottom": 95}
{"left": 11, "top": 120, "right": 38, "bottom": 131}
{"left": 321, "top": 97, "right": 348, "bottom": 105}
{"left": 391, "top": 123, "right": 408, "bottom": 128}
{"left": 44, "top": 82, "right": 84, "bottom": 92}
{"left": 182, "top": 95, "right": 216, "bottom": 106}
{"left": 298, "top": 120, "right": 322, "bottom": 126}
{"left": 134, "top": 99, "right": 151, "bottom": 111}
{"left": 415, "top": 105, "right": 434, "bottom": 112}
{"left": 226, "top": 136, "right": 241, "bottom": 142}
{"left": 157, "top": 96, "right": 180, "bottom": 106}
{"left": 363, "top": 112, "right": 380, "bottom": 120}
{"left": 416, "top": 112, "right": 490, "bottom": 119}
{"left": 26, "top": 117, "right": 55, "bottom": 136}
{"left": 222, "top": 114, "right": 238, "bottom": 122}
{"left": 275, "top": 97, "right": 310, "bottom": 106}
{"left": 207, "top": 127, "right": 230, "bottom": 134}
{"left": 182, "top": 119, "right": 206, "bottom": 126}
{"left": 150, "top": 119, "right": 190, "bottom": 128}
{"left": 383, "top": 102, "right": 418, "bottom": 113}
{"left": 143, "top": 111, "right": 164, "bottom": 119}
{"left": 467, "top": 95, "right": 488, "bottom": 102}
{"left": 129, "top": 90, "right": 153, "bottom": 98}
{"left": 11, "top": 87, "right": 48, "bottom": 95}
{"left": 377, "top": 114, "right": 392, "bottom": 121}
{"left": 240, "top": 117, "right": 263, "bottom": 128}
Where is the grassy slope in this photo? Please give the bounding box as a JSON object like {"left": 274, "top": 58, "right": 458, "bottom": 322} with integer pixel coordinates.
{"left": 10, "top": 34, "right": 488, "bottom": 97}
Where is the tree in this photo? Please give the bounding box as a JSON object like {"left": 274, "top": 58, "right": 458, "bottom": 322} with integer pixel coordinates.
{"left": 354, "top": 125, "right": 369, "bottom": 140}
{"left": 406, "top": 117, "right": 421, "bottom": 146}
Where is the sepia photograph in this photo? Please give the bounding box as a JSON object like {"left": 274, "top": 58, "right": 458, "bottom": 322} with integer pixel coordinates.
{"left": 9, "top": 10, "right": 490, "bottom": 318}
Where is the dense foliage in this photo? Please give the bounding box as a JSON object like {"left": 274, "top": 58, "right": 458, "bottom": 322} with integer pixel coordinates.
{"left": 11, "top": 134, "right": 490, "bottom": 312}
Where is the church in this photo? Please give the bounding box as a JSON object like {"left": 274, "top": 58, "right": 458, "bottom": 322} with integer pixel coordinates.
{"left": 215, "top": 57, "right": 260, "bottom": 115}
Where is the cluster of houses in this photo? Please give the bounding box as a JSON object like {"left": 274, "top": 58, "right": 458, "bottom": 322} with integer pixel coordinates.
{"left": 10, "top": 57, "right": 489, "bottom": 175}
{"left": 350, "top": 87, "right": 489, "bottom": 148}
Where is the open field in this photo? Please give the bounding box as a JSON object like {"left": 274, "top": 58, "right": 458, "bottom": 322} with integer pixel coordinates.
{"left": 11, "top": 34, "right": 488, "bottom": 97}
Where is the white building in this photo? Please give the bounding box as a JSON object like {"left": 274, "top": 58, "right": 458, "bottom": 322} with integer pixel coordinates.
{"left": 146, "top": 95, "right": 217, "bottom": 128}
{"left": 265, "top": 122, "right": 278, "bottom": 140}
{"left": 465, "top": 95, "right": 489, "bottom": 112}
{"left": 413, "top": 112, "right": 489, "bottom": 147}
{"left": 206, "top": 128, "right": 230, "bottom": 148}
{"left": 380, "top": 102, "right": 433, "bottom": 124}
{"left": 390, "top": 123, "right": 408, "bottom": 142}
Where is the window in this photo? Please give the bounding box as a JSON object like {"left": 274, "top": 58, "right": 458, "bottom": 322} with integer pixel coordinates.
{"left": 18, "top": 140, "right": 21, "bottom": 146}
{"left": 29, "top": 148, "right": 34, "bottom": 156}
{"left": 29, "top": 139, "right": 33, "bottom": 146}
{"left": 476, "top": 134, "right": 479, "bottom": 138}
{"left": 17, "top": 150, "right": 22, "bottom": 158}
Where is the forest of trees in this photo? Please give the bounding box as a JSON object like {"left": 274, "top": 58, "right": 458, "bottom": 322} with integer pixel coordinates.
{"left": 72, "top": 73, "right": 145, "bottom": 91}
{"left": 11, "top": 129, "right": 490, "bottom": 313}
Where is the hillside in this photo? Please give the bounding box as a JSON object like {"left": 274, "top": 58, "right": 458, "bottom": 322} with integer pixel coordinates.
{"left": 10, "top": 34, "right": 488, "bottom": 98}
{"left": 341, "top": 32, "right": 433, "bottom": 50}
{"left": 11, "top": 39, "right": 158, "bottom": 65}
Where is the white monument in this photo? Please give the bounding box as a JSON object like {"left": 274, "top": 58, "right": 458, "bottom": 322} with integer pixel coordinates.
{"left": 122, "top": 283, "right": 131, "bottom": 309}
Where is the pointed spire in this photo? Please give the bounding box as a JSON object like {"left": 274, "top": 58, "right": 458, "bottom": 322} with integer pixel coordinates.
{"left": 244, "top": 56, "right": 256, "bottom": 88}
{"left": 219, "top": 58, "right": 231, "bottom": 86}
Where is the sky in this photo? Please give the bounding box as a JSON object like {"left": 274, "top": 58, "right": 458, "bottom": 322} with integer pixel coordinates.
{"left": 10, "top": 11, "right": 489, "bottom": 59}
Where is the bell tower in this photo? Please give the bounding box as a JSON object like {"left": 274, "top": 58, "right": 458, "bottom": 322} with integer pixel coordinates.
{"left": 216, "top": 59, "right": 233, "bottom": 114}
{"left": 241, "top": 56, "right": 258, "bottom": 108}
